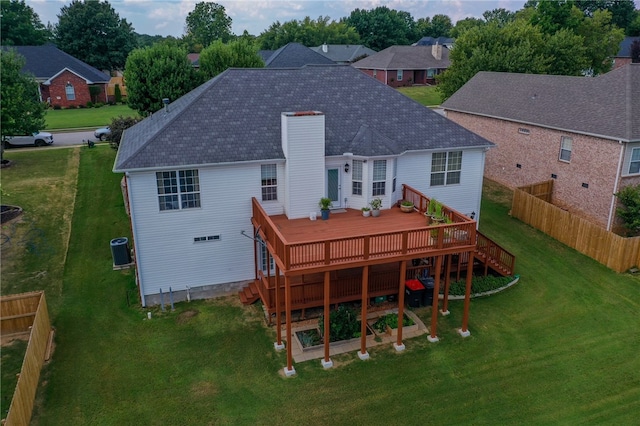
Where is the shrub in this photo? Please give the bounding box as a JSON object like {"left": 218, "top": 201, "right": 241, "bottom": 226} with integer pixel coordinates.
{"left": 318, "top": 305, "right": 359, "bottom": 342}
{"left": 447, "top": 275, "right": 516, "bottom": 296}
{"left": 107, "top": 115, "right": 142, "bottom": 149}
{"left": 86, "top": 101, "right": 93, "bottom": 108}
{"left": 615, "top": 184, "right": 640, "bottom": 236}
{"left": 52, "top": 104, "right": 61, "bottom": 110}
{"left": 114, "top": 84, "right": 122, "bottom": 103}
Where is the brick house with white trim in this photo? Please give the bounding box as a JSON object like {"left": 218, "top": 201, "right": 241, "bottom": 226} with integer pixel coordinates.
{"left": 442, "top": 64, "right": 640, "bottom": 231}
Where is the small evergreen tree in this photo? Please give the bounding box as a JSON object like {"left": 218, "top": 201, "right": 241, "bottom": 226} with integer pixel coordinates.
{"left": 615, "top": 184, "right": 640, "bottom": 236}
{"left": 114, "top": 84, "right": 122, "bottom": 104}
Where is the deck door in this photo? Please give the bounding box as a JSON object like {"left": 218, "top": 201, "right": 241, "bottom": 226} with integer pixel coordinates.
{"left": 327, "top": 168, "right": 341, "bottom": 208}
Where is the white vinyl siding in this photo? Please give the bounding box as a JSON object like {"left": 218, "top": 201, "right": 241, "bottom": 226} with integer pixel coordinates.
{"left": 128, "top": 163, "right": 285, "bottom": 302}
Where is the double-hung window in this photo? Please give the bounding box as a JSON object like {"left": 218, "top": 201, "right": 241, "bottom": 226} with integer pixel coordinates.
{"left": 559, "top": 136, "right": 572, "bottom": 162}
{"left": 392, "top": 158, "right": 397, "bottom": 193}
{"left": 261, "top": 164, "right": 277, "bottom": 201}
{"left": 397, "top": 69, "right": 403, "bottom": 81}
{"left": 65, "top": 83, "right": 75, "bottom": 101}
{"left": 156, "top": 170, "right": 201, "bottom": 211}
{"left": 430, "top": 151, "right": 462, "bottom": 186}
{"left": 352, "top": 160, "right": 363, "bottom": 195}
{"left": 372, "top": 160, "right": 386, "bottom": 196}
{"left": 629, "top": 148, "right": 640, "bottom": 174}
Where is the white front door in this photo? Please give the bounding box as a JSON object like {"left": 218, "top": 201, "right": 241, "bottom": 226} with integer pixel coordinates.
{"left": 327, "top": 168, "right": 341, "bottom": 208}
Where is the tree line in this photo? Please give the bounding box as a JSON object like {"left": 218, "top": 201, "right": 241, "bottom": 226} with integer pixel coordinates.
{"left": 1, "top": 0, "right": 639, "bottom": 131}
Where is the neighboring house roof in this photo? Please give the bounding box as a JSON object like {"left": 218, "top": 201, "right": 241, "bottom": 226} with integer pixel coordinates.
{"left": 262, "top": 42, "right": 335, "bottom": 67}
{"left": 114, "top": 65, "right": 492, "bottom": 171}
{"left": 310, "top": 44, "right": 377, "bottom": 63}
{"left": 187, "top": 53, "right": 200, "bottom": 67}
{"left": 352, "top": 45, "right": 450, "bottom": 70}
{"left": 413, "top": 37, "right": 454, "bottom": 47}
{"left": 441, "top": 64, "right": 640, "bottom": 142}
{"left": 2, "top": 44, "right": 110, "bottom": 83}
{"left": 616, "top": 36, "right": 640, "bottom": 57}
{"left": 258, "top": 50, "right": 274, "bottom": 63}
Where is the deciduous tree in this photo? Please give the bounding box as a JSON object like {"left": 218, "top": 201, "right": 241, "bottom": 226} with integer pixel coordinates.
{"left": 185, "top": 2, "right": 232, "bottom": 48}
{"left": 257, "top": 16, "right": 359, "bottom": 50}
{"left": 124, "top": 44, "right": 201, "bottom": 116}
{"left": 345, "top": 7, "right": 416, "bottom": 50}
{"left": 199, "top": 39, "right": 264, "bottom": 78}
{"left": 615, "top": 184, "right": 640, "bottom": 236}
{"left": 55, "top": 0, "right": 137, "bottom": 71}
{"left": 1, "top": 50, "right": 46, "bottom": 142}
{"left": 1, "top": 0, "right": 51, "bottom": 46}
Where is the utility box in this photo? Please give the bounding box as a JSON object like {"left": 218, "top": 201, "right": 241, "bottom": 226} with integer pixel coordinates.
{"left": 110, "top": 237, "right": 131, "bottom": 266}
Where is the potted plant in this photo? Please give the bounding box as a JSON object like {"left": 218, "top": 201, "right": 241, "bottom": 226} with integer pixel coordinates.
{"left": 400, "top": 200, "right": 414, "bottom": 213}
{"left": 427, "top": 199, "right": 444, "bottom": 223}
{"left": 361, "top": 206, "right": 371, "bottom": 217}
{"left": 369, "top": 197, "right": 382, "bottom": 217}
{"left": 319, "top": 197, "right": 332, "bottom": 220}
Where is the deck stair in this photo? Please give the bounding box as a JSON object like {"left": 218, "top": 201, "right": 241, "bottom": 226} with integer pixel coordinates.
{"left": 474, "top": 231, "right": 515, "bottom": 277}
{"left": 239, "top": 280, "right": 261, "bottom": 305}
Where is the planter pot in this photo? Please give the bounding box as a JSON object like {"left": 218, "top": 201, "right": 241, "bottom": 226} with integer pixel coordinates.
{"left": 362, "top": 210, "right": 371, "bottom": 217}
{"left": 371, "top": 209, "right": 380, "bottom": 217}
{"left": 400, "top": 204, "right": 414, "bottom": 213}
{"left": 321, "top": 209, "right": 330, "bottom": 220}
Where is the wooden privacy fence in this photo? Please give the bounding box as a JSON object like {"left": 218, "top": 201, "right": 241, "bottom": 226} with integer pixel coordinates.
{"left": 518, "top": 180, "right": 553, "bottom": 203}
{"left": 1, "top": 291, "right": 53, "bottom": 426}
{"left": 511, "top": 187, "right": 640, "bottom": 273}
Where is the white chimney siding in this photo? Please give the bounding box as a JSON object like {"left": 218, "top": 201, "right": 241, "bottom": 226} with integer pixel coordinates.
{"left": 281, "top": 111, "right": 326, "bottom": 219}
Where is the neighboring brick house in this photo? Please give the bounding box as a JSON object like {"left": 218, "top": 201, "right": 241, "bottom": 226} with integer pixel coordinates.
{"left": 4, "top": 44, "right": 109, "bottom": 108}
{"left": 310, "top": 44, "right": 377, "bottom": 64}
{"left": 442, "top": 64, "right": 640, "bottom": 231}
{"left": 352, "top": 45, "right": 450, "bottom": 87}
{"left": 613, "top": 36, "right": 640, "bottom": 69}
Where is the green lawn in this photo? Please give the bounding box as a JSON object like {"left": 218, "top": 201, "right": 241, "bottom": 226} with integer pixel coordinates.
{"left": 44, "top": 104, "right": 139, "bottom": 130}
{"left": 1, "top": 148, "right": 638, "bottom": 424}
{"left": 397, "top": 86, "right": 443, "bottom": 106}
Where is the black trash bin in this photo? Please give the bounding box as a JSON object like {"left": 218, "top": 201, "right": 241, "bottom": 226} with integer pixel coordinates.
{"left": 405, "top": 279, "right": 424, "bottom": 308}
{"left": 419, "top": 276, "right": 435, "bottom": 307}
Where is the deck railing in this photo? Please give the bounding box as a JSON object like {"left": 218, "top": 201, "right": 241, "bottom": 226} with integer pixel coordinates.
{"left": 476, "top": 231, "right": 516, "bottom": 275}
{"left": 402, "top": 184, "right": 471, "bottom": 223}
{"left": 252, "top": 197, "right": 477, "bottom": 273}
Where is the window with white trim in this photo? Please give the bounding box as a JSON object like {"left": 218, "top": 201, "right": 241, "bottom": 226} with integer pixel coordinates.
{"left": 352, "top": 160, "right": 363, "bottom": 195}
{"left": 65, "top": 83, "right": 75, "bottom": 100}
{"left": 261, "top": 164, "right": 277, "bottom": 201}
{"left": 373, "top": 69, "right": 377, "bottom": 78}
{"left": 397, "top": 69, "right": 403, "bottom": 81}
{"left": 629, "top": 148, "right": 640, "bottom": 174}
{"left": 258, "top": 237, "right": 274, "bottom": 273}
{"left": 156, "top": 170, "right": 201, "bottom": 211}
{"left": 559, "top": 136, "right": 572, "bottom": 162}
{"left": 372, "top": 160, "right": 386, "bottom": 196}
{"left": 430, "top": 151, "right": 462, "bottom": 186}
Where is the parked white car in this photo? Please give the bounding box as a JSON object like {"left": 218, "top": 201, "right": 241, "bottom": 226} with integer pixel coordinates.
{"left": 4, "top": 131, "right": 54, "bottom": 148}
{"left": 94, "top": 126, "right": 111, "bottom": 141}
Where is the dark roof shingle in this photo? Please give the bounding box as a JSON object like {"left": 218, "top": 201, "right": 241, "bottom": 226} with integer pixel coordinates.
{"left": 263, "top": 43, "right": 334, "bottom": 67}
{"left": 441, "top": 65, "right": 640, "bottom": 142}
{"left": 352, "top": 45, "right": 450, "bottom": 70}
{"left": 114, "top": 65, "right": 492, "bottom": 171}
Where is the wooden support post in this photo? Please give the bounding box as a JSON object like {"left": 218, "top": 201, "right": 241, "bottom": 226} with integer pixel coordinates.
{"left": 359, "top": 266, "right": 369, "bottom": 359}
{"left": 459, "top": 251, "right": 475, "bottom": 337}
{"left": 275, "top": 265, "right": 282, "bottom": 348}
{"left": 284, "top": 276, "right": 295, "bottom": 375}
{"left": 395, "top": 261, "right": 407, "bottom": 351}
{"left": 323, "top": 271, "right": 331, "bottom": 366}
{"left": 429, "top": 255, "right": 443, "bottom": 342}
{"left": 441, "top": 254, "right": 452, "bottom": 315}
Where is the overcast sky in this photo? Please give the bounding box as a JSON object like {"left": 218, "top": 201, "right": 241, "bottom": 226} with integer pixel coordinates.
{"left": 28, "top": 0, "right": 536, "bottom": 37}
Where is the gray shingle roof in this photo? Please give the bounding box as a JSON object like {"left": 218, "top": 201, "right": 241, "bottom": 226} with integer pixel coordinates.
{"left": 352, "top": 45, "right": 450, "bottom": 70}
{"left": 616, "top": 36, "right": 640, "bottom": 57}
{"left": 414, "top": 37, "right": 454, "bottom": 46}
{"left": 114, "top": 65, "right": 493, "bottom": 171}
{"left": 3, "top": 44, "right": 110, "bottom": 82}
{"left": 263, "top": 43, "right": 335, "bottom": 67}
{"left": 441, "top": 65, "right": 640, "bottom": 142}
{"left": 310, "top": 44, "right": 377, "bottom": 63}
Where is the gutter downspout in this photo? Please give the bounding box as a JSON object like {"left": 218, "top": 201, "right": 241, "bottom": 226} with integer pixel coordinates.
{"left": 125, "top": 173, "right": 146, "bottom": 307}
{"left": 607, "top": 141, "right": 625, "bottom": 231}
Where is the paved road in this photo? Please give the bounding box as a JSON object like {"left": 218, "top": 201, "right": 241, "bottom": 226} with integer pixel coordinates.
{"left": 4, "top": 130, "right": 97, "bottom": 151}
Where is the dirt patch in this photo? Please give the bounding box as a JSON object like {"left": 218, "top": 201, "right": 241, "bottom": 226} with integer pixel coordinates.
{"left": 190, "top": 381, "right": 219, "bottom": 398}
{"left": 176, "top": 309, "right": 199, "bottom": 324}
{"left": 0, "top": 332, "right": 30, "bottom": 347}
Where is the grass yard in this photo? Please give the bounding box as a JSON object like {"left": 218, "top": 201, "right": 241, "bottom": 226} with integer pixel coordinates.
{"left": 397, "top": 86, "right": 443, "bottom": 107}
{"left": 1, "top": 147, "right": 638, "bottom": 424}
{"left": 44, "top": 104, "right": 139, "bottom": 130}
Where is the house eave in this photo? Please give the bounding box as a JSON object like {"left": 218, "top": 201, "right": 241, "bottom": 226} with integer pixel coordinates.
{"left": 114, "top": 158, "right": 287, "bottom": 174}
{"left": 443, "top": 108, "right": 633, "bottom": 143}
